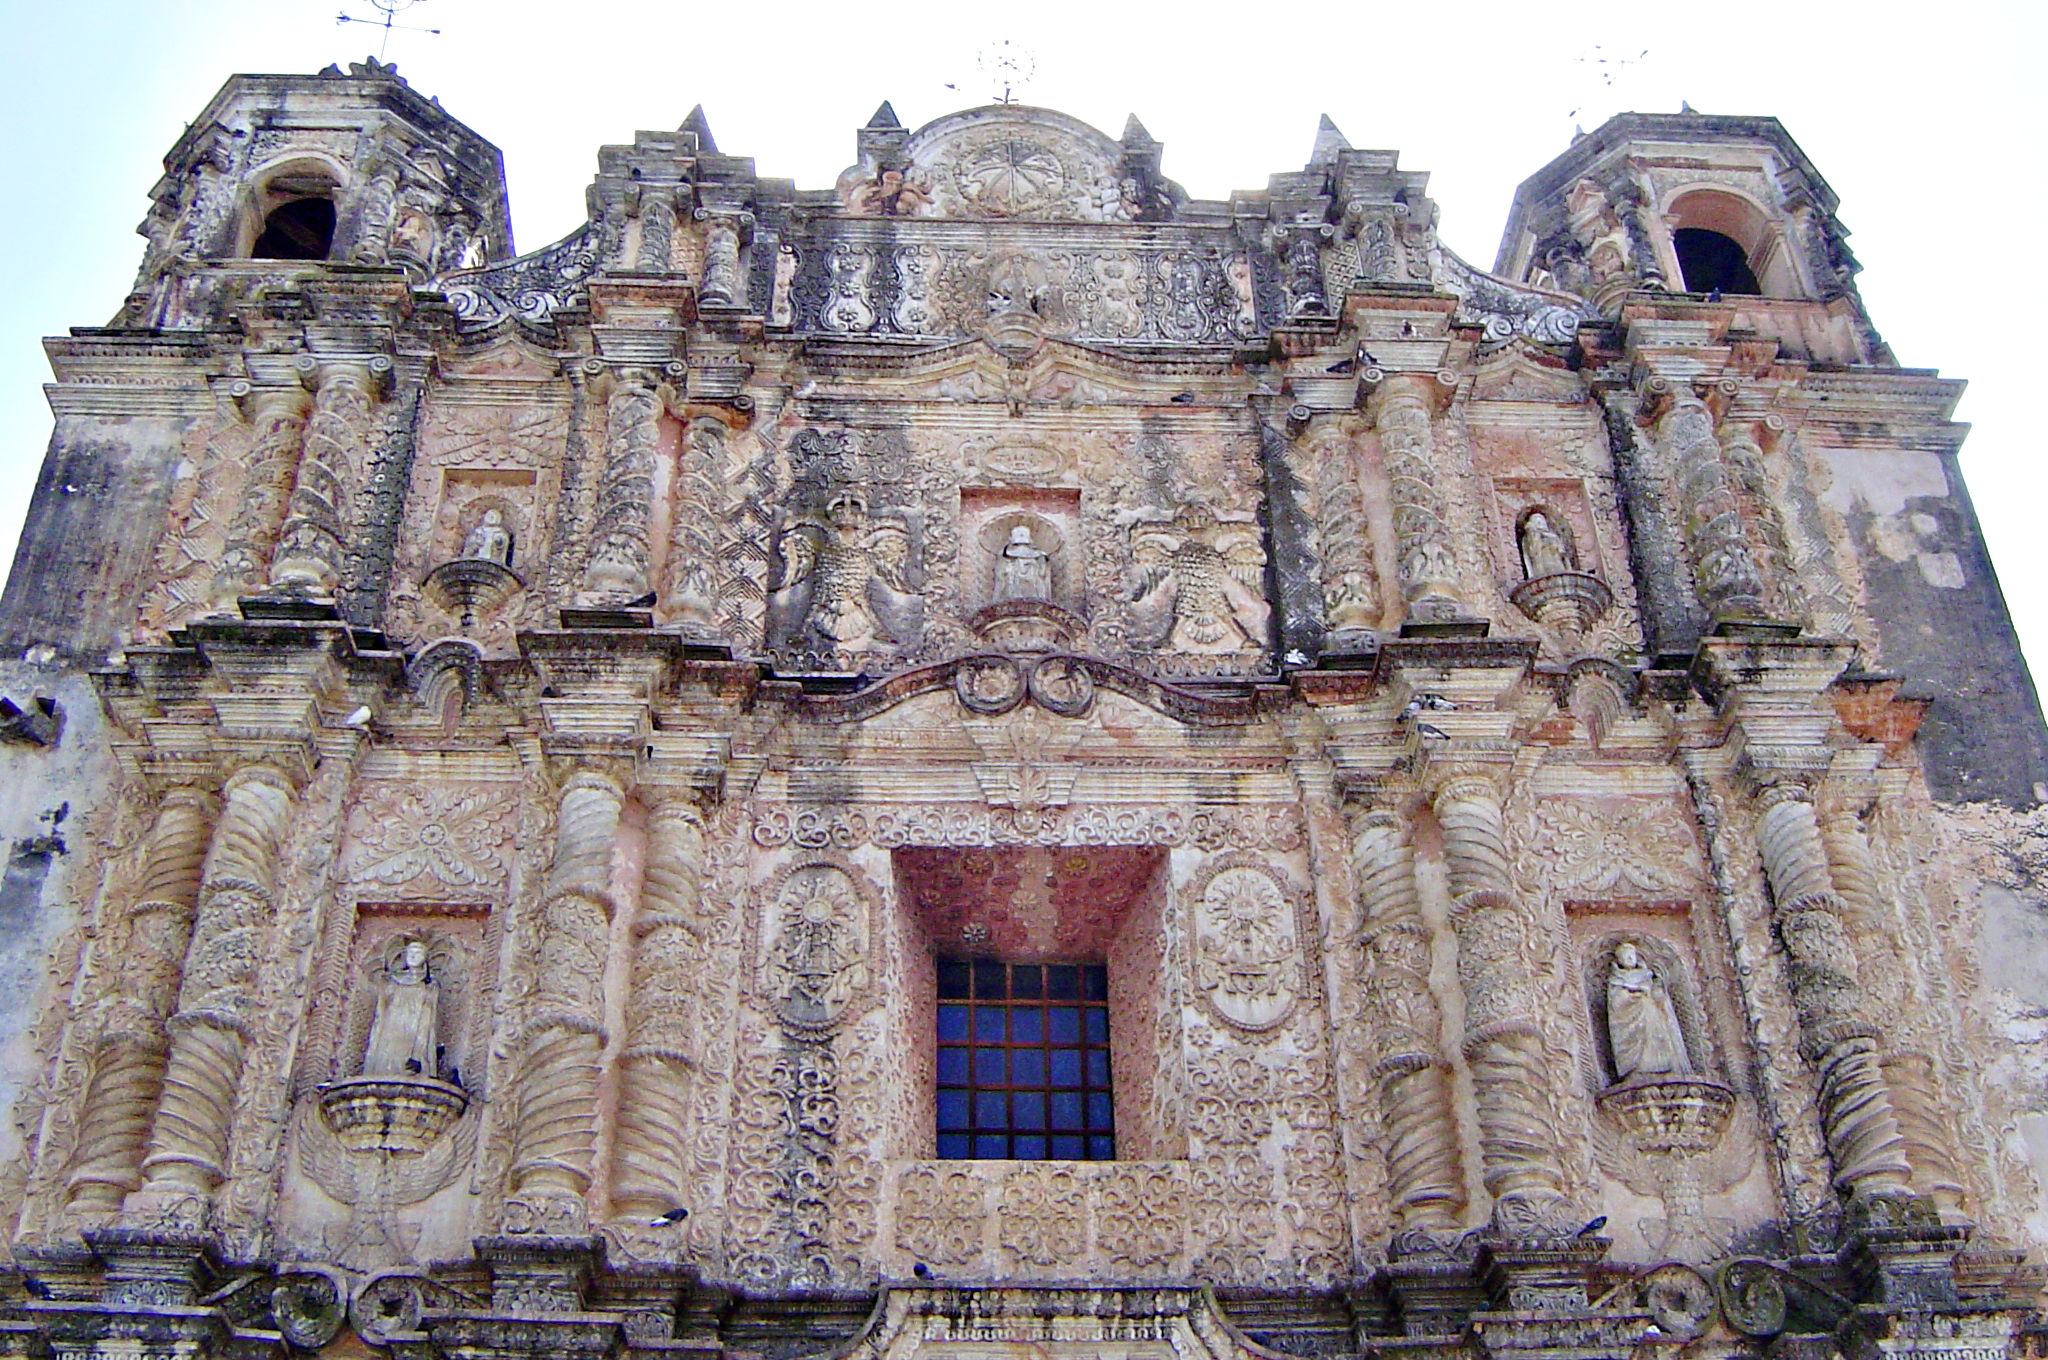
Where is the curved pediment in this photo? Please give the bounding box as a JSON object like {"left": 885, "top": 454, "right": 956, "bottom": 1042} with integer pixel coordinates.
{"left": 836, "top": 104, "right": 1184, "bottom": 223}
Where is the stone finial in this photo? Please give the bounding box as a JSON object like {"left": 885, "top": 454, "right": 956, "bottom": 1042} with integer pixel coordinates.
{"left": 680, "top": 105, "right": 718, "bottom": 153}
{"left": 1310, "top": 114, "right": 1351, "bottom": 166}
{"left": 866, "top": 101, "right": 902, "bottom": 129}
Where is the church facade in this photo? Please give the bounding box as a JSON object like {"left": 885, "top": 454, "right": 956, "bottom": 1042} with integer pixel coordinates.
{"left": 1, "top": 58, "right": 2046, "bottom": 1360}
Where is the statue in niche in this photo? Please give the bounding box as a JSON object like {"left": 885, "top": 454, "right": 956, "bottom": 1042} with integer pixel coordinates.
{"left": 1606, "top": 941, "right": 1693, "bottom": 1081}
{"left": 362, "top": 939, "right": 443, "bottom": 1080}
{"left": 995, "top": 525, "right": 1053, "bottom": 602}
{"left": 1519, "top": 508, "right": 1575, "bottom": 580}
{"left": 1129, "top": 506, "right": 1271, "bottom": 653}
{"left": 461, "top": 508, "right": 513, "bottom": 566}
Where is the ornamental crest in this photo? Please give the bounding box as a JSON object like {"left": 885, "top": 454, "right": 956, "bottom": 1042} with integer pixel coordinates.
{"left": 1190, "top": 853, "right": 1303, "bottom": 1032}
{"left": 757, "top": 858, "right": 877, "bottom": 1032}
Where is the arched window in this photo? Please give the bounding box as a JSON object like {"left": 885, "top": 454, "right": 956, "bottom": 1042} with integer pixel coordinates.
{"left": 1664, "top": 189, "right": 1798, "bottom": 299}
{"left": 251, "top": 197, "right": 336, "bottom": 260}
{"left": 1673, "top": 227, "right": 1761, "bottom": 295}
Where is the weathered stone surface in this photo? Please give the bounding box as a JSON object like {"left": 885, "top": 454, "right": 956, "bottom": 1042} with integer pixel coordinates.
{"left": 0, "top": 66, "right": 2043, "bottom": 1360}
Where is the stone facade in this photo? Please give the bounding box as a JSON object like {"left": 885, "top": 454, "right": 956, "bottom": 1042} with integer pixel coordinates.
{"left": 0, "top": 59, "right": 2045, "bottom": 1360}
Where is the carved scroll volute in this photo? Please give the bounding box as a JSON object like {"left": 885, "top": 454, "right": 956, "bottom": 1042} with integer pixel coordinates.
{"left": 1430, "top": 767, "right": 1573, "bottom": 1234}
{"left": 269, "top": 355, "right": 392, "bottom": 597}
{"left": 1750, "top": 778, "right": 1915, "bottom": 1202}
{"left": 505, "top": 766, "right": 628, "bottom": 1231}
{"left": 134, "top": 763, "right": 299, "bottom": 1210}
{"left": 1371, "top": 372, "right": 1467, "bottom": 622}
{"left": 1345, "top": 797, "right": 1465, "bottom": 1241}
{"left": 62, "top": 785, "right": 220, "bottom": 1213}
{"left": 609, "top": 795, "right": 708, "bottom": 1223}
{"left": 578, "top": 366, "right": 662, "bottom": 606}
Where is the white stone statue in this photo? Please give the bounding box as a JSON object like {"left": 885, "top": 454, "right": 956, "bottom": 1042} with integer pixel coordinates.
{"left": 995, "top": 525, "right": 1052, "bottom": 602}
{"left": 461, "top": 508, "right": 513, "bottom": 566}
{"left": 362, "top": 939, "right": 442, "bottom": 1079}
{"left": 1519, "top": 509, "right": 1574, "bottom": 579}
{"left": 1606, "top": 941, "right": 1693, "bottom": 1081}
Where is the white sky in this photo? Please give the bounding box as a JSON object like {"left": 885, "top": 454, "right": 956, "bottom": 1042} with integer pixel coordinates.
{"left": 2, "top": 1, "right": 2043, "bottom": 682}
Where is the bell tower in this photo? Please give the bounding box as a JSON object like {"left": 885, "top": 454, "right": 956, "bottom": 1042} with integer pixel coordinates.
{"left": 123, "top": 57, "right": 511, "bottom": 328}
{"left": 1495, "top": 111, "right": 1886, "bottom": 364}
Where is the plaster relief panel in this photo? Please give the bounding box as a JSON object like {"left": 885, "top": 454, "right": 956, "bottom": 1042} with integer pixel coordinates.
{"left": 758, "top": 858, "right": 880, "bottom": 1034}
{"left": 1189, "top": 853, "right": 1305, "bottom": 1034}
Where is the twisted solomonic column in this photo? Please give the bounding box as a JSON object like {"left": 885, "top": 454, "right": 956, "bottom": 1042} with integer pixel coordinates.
{"left": 135, "top": 765, "right": 297, "bottom": 1204}
{"left": 209, "top": 383, "right": 312, "bottom": 607}
{"left": 63, "top": 787, "right": 219, "bottom": 1212}
{"left": 1346, "top": 803, "right": 1465, "bottom": 1242}
{"left": 506, "top": 768, "right": 627, "bottom": 1225}
{"left": 1373, "top": 373, "right": 1466, "bottom": 620}
{"left": 635, "top": 187, "right": 677, "bottom": 272}
{"left": 269, "top": 356, "right": 388, "bottom": 596}
{"left": 579, "top": 367, "right": 660, "bottom": 605}
{"left": 1819, "top": 797, "right": 1962, "bottom": 1206}
{"left": 1647, "top": 378, "right": 1767, "bottom": 620}
{"left": 695, "top": 210, "right": 752, "bottom": 309}
{"left": 1752, "top": 781, "right": 1913, "bottom": 1200}
{"left": 609, "top": 797, "right": 708, "bottom": 1222}
{"left": 1432, "top": 770, "right": 1572, "bottom": 1232}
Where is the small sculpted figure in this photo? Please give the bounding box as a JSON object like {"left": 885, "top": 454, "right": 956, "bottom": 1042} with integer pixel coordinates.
{"left": 1606, "top": 941, "right": 1693, "bottom": 1081}
{"left": 1519, "top": 509, "right": 1574, "bottom": 579}
{"left": 362, "top": 939, "right": 441, "bottom": 1080}
{"left": 995, "top": 525, "right": 1052, "bottom": 602}
{"left": 461, "top": 508, "right": 513, "bottom": 566}
{"left": 768, "top": 493, "right": 919, "bottom": 654}
{"left": 1130, "top": 506, "right": 1271, "bottom": 653}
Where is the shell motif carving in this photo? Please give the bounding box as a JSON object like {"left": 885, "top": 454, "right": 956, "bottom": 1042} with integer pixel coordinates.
{"left": 757, "top": 859, "right": 876, "bottom": 1034}
{"left": 1190, "top": 854, "right": 1303, "bottom": 1033}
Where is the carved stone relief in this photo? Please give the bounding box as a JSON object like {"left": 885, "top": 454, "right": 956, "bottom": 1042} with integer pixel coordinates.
{"left": 757, "top": 858, "right": 878, "bottom": 1034}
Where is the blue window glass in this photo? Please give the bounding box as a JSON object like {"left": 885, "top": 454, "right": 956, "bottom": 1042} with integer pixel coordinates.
{"left": 934, "top": 960, "right": 1113, "bottom": 1161}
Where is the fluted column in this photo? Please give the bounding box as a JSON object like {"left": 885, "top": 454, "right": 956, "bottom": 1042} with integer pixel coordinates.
{"left": 1433, "top": 771, "right": 1570, "bottom": 1229}
{"left": 135, "top": 764, "right": 297, "bottom": 1202}
{"left": 506, "top": 768, "right": 627, "bottom": 1223}
{"left": 1347, "top": 803, "right": 1464, "bottom": 1239}
{"left": 1752, "top": 781, "right": 1913, "bottom": 1198}
{"left": 609, "top": 797, "right": 707, "bottom": 1221}
{"left": 695, "top": 210, "right": 751, "bottom": 308}
{"left": 1373, "top": 374, "right": 1464, "bottom": 618}
{"left": 578, "top": 367, "right": 660, "bottom": 604}
{"left": 269, "top": 355, "right": 388, "bottom": 595}
{"left": 1648, "top": 378, "right": 1766, "bottom": 619}
{"left": 210, "top": 383, "right": 312, "bottom": 606}
{"left": 63, "top": 788, "right": 219, "bottom": 1211}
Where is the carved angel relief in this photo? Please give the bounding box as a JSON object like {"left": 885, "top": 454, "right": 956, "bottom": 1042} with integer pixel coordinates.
{"left": 1128, "top": 506, "right": 1271, "bottom": 655}
{"left": 759, "top": 861, "right": 876, "bottom": 1033}
{"left": 768, "top": 493, "right": 922, "bottom": 662}
{"left": 1191, "top": 856, "right": 1302, "bottom": 1032}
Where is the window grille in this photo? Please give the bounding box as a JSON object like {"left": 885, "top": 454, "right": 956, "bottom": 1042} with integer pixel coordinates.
{"left": 936, "top": 959, "right": 1114, "bottom": 1160}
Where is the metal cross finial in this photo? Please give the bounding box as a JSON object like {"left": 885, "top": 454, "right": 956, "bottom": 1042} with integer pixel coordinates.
{"left": 336, "top": 0, "right": 441, "bottom": 60}
{"left": 978, "top": 40, "right": 1036, "bottom": 105}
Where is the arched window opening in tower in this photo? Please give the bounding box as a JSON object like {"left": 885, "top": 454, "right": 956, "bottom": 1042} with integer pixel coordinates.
{"left": 251, "top": 197, "right": 336, "bottom": 261}
{"left": 1674, "top": 227, "right": 1761, "bottom": 296}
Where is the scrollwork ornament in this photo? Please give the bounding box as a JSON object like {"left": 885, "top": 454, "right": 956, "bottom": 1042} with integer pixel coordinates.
{"left": 1026, "top": 655, "right": 1094, "bottom": 716}
{"left": 272, "top": 1268, "right": 348, "bottom": 1349}
{"left": 954, "top": 655, "right": 1026, "bottom": 714}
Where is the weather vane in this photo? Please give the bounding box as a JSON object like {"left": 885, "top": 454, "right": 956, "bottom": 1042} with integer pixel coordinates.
{"left": 336, "top": 0, "right": 441, "bottom": 61}
{"left": 978, "top": 40, "right": 1036, "bottom": 105}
